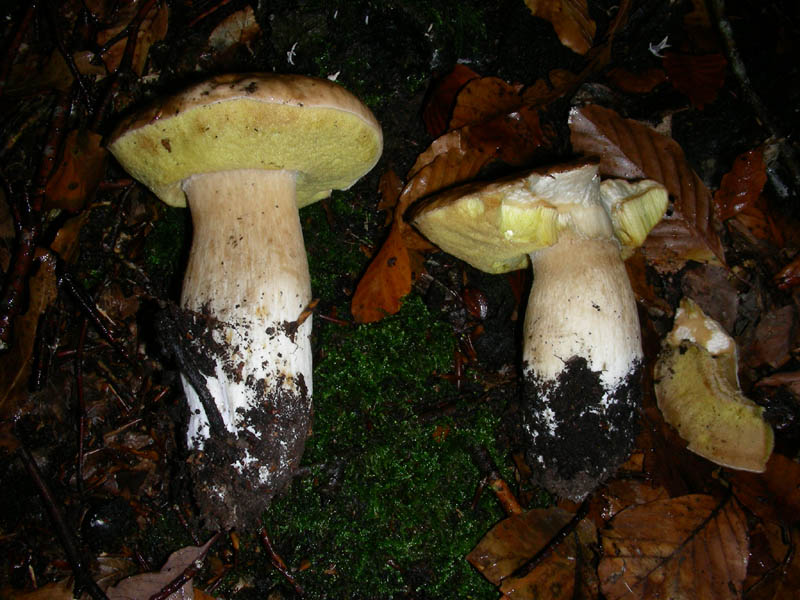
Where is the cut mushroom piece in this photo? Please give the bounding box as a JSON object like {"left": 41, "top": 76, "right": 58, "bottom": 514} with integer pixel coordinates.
{"left": 109, "top": 73, "right": 382, "bottom": 528}
{"left": 655, "top": 297, "right": 774, "bottom": 472}
{"left": 410, "top": 161, "right": 667, "bottom": 500}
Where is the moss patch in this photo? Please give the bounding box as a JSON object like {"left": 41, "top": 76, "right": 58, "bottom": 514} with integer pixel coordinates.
{"left": 243, "top": 297, "right": 505, "bottom": 598}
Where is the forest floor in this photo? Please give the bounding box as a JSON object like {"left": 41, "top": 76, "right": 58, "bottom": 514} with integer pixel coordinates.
{"left": 1, "top": 0, "right": 799, "bottom": 599}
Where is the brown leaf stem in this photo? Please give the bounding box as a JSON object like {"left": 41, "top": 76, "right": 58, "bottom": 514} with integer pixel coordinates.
{"left": 148, "top": 531, "right": 222, "bottom": 600}
{"left": 260, "top": 526, "right": 305, "bottom": 597}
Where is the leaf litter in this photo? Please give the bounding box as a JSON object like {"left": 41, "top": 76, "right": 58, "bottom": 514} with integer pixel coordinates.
{"left": 1, "top": 0, "right": 799, "bottom": 598}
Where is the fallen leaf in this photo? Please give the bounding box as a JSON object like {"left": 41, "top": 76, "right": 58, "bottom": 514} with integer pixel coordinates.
{"left": 208, "top": 6, "right": 261, "bottom": 52}
{"left": 599, "top": 495, "right": 748, "bottom": 600}
{"left": 98, "top": 0, "right": 169, "bottom": 75}
{"left": 624, "top": 251, "right": 672, "bottom": 315}
{"left": 350, "top": 221, "right": 411, "bottom": 323}
{"left": 422, "top": 64, "right": 481, "bottom": 137}
{"left": 593, "top": 479, "right": 669, "bottom": 523}
{"left": 744, "top": 523, "right": 800, "bottom": 600}
{"left": 376, "top": 170, "right": 404, "bottom": 226}
{"left": 663, "top": 52, "right": 727, "bottom": 109}
{"left": 729, "top": 453, "right": 800, "bottom": 524}
{"left": 106, "top": 536, "right": 217, "bottom": 600}
{"left": 605, "top": 67, "right": 667, "bottom": 94}
{"left": 5, "top": 578, "right": 76, "bottom": 599}
{"left": 467, "top": 506, "right": 598, "bottom": 599}
{"left": 524, "top": 0, "right": 597, "bottom": 55}
{"left": 0, "top": 251, "right": 58, "bottom": 420}
{"left": 680, "top": 263, "right": 739, "bottom": 332}
{"left": 756, "top": 371, "right": 800, "bottom": 400}
{"left": 743, "top": 305, "right": 797, "bottom": 369}
{"left": 775, "top": 255, "right": 800, "bottom": 290}
{"left": 714, "top": 148, "right": 767, "bottom": 221}
{"left": 570, "top": 104, "right": 726, "bottom": 271}
{"left": 44, "top": 129, "right": 107, "bottom": 212}
{"left": 448, "top": 77, "right": 524, "bottom": 131}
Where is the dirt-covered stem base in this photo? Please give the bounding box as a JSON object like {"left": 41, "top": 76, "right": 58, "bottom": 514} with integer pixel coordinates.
{"left": 521, "top": 234, "right": 642, "bottom": 500}
{"left": 179, "top": 169, "right": 313, "bottom": 529}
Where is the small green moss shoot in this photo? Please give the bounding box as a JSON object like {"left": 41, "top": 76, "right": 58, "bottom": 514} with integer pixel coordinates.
{"left": 143, "top": 202, "right": 188, "bottom": 291}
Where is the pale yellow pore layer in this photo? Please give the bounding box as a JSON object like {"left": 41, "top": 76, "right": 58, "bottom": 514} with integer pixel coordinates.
{"left": 109, "top": 100, "right": 382, "bottom": 208}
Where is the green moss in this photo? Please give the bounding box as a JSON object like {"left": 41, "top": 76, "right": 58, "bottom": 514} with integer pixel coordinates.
{"left": 261, "top": 297, "right": 503, "bottom": 598}
{"left": 143, "top": 203, "right": 188, "bottom": 291}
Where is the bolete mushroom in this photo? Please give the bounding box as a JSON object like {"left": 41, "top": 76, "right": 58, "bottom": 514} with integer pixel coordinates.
{"left": 655, "top": 297, "right": 774, "bottom": 472}
{"left": 410, "top": 161, "right": 667, "bottom": 500}
{"left": 108, "top": 73, "right": 382, "bottom": 528}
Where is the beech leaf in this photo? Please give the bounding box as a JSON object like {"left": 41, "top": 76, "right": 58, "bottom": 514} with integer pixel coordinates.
{"left": 467, "top": 506, "right": 598, "bottom": 599}
{"left": 729, "top": 453, "right": 800, "bottom": 525}
{"left": 569, "top": 104, "right": 725, "bottom": 271}
{"left": 524, "top": 0, "right": 597, "bottom": 55}
{"left": 350, "top": 221, "right": 411, "bottom": 323}
{"left": 97, "top": 0, "right": 169, "bottom": 75}
{"left": 663, "top": 52, "right": 727, "bottom": 110}
{"left": 422, "top": 64, "right": 480, "bottom": 137}
{"left": 714, "top": 148, "right": 767, "bottom": 221}
{"left": 44, "top": 129, "right": 107, "bottom": 212}
{"left": 599, "top": 495, "right": 748, "bottom": 600}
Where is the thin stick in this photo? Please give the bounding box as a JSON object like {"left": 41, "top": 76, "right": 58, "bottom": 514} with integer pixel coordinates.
{"left": 17, "top": 445, "right": 109, "bottom": 600}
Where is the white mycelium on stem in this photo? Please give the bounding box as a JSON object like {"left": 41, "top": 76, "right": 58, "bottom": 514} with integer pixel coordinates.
{"left": 411, "top": 162, "right": 666, "bottom": 500}
{"left": 109, "top": 74, "right": 382, "bottom": 528}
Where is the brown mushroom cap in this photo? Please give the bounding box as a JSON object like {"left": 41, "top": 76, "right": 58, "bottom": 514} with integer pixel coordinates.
{"left": 108, "top": 73, "right": 383, "bottom": 208}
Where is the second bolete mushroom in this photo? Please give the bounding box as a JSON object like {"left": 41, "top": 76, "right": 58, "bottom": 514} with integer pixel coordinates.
{"left": 109, "top": 74, "right": 382, "bottom": 528}
{"left": 411, "top": 161, "right": 666, "bottom": 500}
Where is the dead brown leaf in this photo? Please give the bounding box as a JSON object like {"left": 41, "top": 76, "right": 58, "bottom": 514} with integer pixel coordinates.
{"left": 729, "top": 453, "right": 800, "bottom": 525}
{"left": 106, "top": 536, "right": 217, "bottom": 599}
{"left": 208, "top": 6, "right": 261, "bottom": 53}
{"left": 605, "top": 67, "right": 667, "bottom": 94}
{"left": 524, "top": 0, "right": 597, "bottom": 55}
{"left": 756, "top": 371, "right": 800, "bottom": 400}
{"left": 775, "top": 255, "right": 800, "bottom": 290}
{"left": 744, "top": 523, "right": 800, "bottom": 600}
{"left": 593, "top": 479, "right": 670, "bottom": 523}
{"left": 3, "top": 578, "right": 76, "bottom": 599}
{"left": 448, "top": 77, "right": 524, "bottom": 131}
{"left": 569, "top": 104, "right": 726, "bottom": 272}
{"left": 422, "top": 64, "right": 481, "bottom": 137}
{"left": 467, "top": 506, "right": 598, "bottom": 599}
{"left": 44, "top": 129, "right": 107, "bottom": 212}
{"left": 599, "top": 495, "right": 748, "bottom": 600}
{"left": 350, "top": 221, "right": 412, "bottom": 323}
{"left": 663, "top": 52, "right": 727, "bottom": 110}
{"left": 624, "top": 251, "right": 673, "bottom": 316}
{"left": 743, "top": 305, "right": 797, "bottom": 369}
{"left": 97, "top": 0, "right": 169, "bottom": 75}
{"left": 0, "top": 251, "right": 58, "bottom": 420}
{"left": 715, "top": 148, "right": 768, "bottom": 221}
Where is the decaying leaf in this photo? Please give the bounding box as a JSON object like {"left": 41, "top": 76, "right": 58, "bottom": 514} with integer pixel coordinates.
{"left": 599, "top": 495, "right": 748, "bottom": 600}
{"left": 208, "top": 6, "right": 261, "bottom": 53}
{"left": 654, "top": 297, "right": 774, "bottom": 472}
{"left": 775, "top": 255, "right": 800, "bottom": 290}
{"left": 605, "top": 67, "right": 667, "bottom": 94}
{"left": 97, "top": 0, "right": 169, "bottom": 75}
{"left": 448, "top": 77, "right": 524, "bottom": 131}
{"left": 729, "top": 453, "right": 800, "bottom": 525}
{"left": 0, "top": 252, "right": 58, "bottom": 421}
{"left": 714, "top": 148, "right": 767, "bottom": 221}
{"left": 467, "top": 506, "right": 598, "bottom": 599}
{"left": 44, "top": 129, "right": 107, "bottom": 212}
{"left": 106, "top": 536, "right": 217, "bottom": 600}
{"left": 743, "top": 305, "right": 797, "bottom": 369}
{"left": 5, "top": 578, "right": 76, "bottom": 599}
{"left": 524, "top": 0, "right": 597, "bottom": 55}
{"left": 663, "top": 52, "right": 727, "bottom": 109}
{"left": 570, "top": 104, "right": 725, "bottom": 271}
{"left": 422, "top": 64, "right": 481, "bottom": 137}
{"left": 351, "top": 221, "right": 411, "bottom": 323}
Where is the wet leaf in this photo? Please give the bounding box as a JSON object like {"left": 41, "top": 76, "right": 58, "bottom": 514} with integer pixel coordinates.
{"left": 467, "top": 506, "right": 598, "bottom": 599}
{"left": 5, "top": 578, "right": 75, "bottom": 599}
{"left": 729, "top": 453, "right": 800, "bottom": 525}
{"left": 350, "top": 221, "right": 411, "bottom": 323}
{"left": 756, "top": 371, "right": 800, "bottom": 400}
{"left": 97, "top": 0, "right": 169, "bottom": 75}
{"left": 743, "top": 305, "right": 797, "bottom": 369}
{"left": 775, "top": 255, "right": 800, "bottom": 290}
{"left": 106, "top": 536, "right": 217, "bottom": 600}
{"left": 448, "top": 77, "right": 524, "bottom": 131}
{"left": 593, "top": 479, "right": 670, "bottom": 523}
{"left": 208, "top": 6, "right": 261, "bottom": 53}
{"left": 605, "top": 67, "right": 667, "bottom": 94}
{"left": 663, "top": 52, "right": 727, "bottom": 109}
{"left": 44, "top": 129, "right": 107, "bottom": 212}
{"left": 570, "top": 104, "right": 725, "bottom": 271}
{"left": 524, "top": 0, "right": 597, "bottom": 55}
{"left": 744, "top": 523, "right": 800, "bottom": 599}
{"left": 714, "top": 148, "right": 768, "bottom": 221}
{"left": 422, "top": 64, "right": 481, "bottom": 137}
{"left": 0, "top": 252, "right": 58, "bottom": 420}
{"left": 599, "top": 495, "right": 748, "bottom": 600}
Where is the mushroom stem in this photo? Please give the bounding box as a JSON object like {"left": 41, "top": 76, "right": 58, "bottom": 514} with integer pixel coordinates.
{"left": 522, "top": 233, "right": 642, "bottom": 500}
{"left": 178, "top": 169, "right": 313, "bottom": 524}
